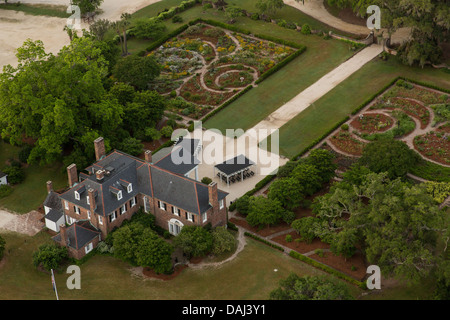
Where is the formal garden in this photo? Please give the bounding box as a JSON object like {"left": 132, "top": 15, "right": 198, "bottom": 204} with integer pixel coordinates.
{"left": 327, "top": 79, "right": 450, "bottom": 168}
{"left": 145, "top": 22, "right": 298, "bottom": 120}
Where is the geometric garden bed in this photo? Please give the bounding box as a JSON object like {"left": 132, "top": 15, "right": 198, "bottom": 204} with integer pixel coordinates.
{"left": 327, "top": 79, "right": 450, "bottom": 166}
{"left": 147, "top": 22, "right": 299, "bottom": 120}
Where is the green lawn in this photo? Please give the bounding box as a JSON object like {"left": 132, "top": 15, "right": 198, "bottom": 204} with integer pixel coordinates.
{"left": 0, "top": 231, "right": 361, "bottom": 300}
{"left": 272, "top": 56, "right": 450, "bottom": 158}
{"left": 0, "top": 141, "right": 67, "bottom": 214}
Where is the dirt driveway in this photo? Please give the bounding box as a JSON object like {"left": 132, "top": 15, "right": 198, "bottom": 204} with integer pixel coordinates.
{"left": 0, "top": 209, "right": 44, "bottom": 236}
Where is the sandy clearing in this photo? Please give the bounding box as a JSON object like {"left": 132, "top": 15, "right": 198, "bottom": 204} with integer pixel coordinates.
{"left": 0, "top": 0, "right": 162, "bottom": 69}
{"left": 0, "top": 209, "right": 44, "bottom": 236}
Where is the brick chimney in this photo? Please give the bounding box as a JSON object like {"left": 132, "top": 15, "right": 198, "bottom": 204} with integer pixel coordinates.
{"left": 208, "top": 182, "right": 219, "bottom": 214}
{"left": 46, "top": 181, "right": 53, "bottom": 194}
{"left": 95, "top": 170, "right": 105, "bottom": 181}
{"left": 145, "top": 150, "right": 152, "bottom": 163}
{"left": 94, "top": 137, "right": 105, "bottom": 161}
{"left": 59, "top": 224, "right": 67, "bottom": 247}
{"left": 88, "top": 188, "right": 99, "bottom": 229}
{"left": 67, "top": 164, "right": 78, "bottom": 188}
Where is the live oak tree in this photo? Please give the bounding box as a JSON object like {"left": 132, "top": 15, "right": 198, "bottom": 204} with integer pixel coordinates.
{"left": 268, "top": 177, "right": 304, "bottom": 211}
{"left": 246, "top": 196, "right": 286, "bottom": 228}
{"left": 71, "top": 0, "right": 103, "bottom": 14}
{"left": 113, "top": 55, "right": 161, "bottom": 90}
{"left": 313, "top": 171, "right": 448, "bottom": 284}
{"left": 326, "top": 0, "right": 450, "bottom": 67}
{"left": 358, "top": 139, "right": 419, "bottom": 180}
{"left": 270, "top": 273, "right": 354, "bottom": 300}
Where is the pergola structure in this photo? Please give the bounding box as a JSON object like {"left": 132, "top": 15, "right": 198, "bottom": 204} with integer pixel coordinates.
{"left": 214, "top": 154, "right": 256, "bottom": 187}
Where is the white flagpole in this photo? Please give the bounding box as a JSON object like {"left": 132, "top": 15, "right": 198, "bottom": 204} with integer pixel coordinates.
{"left": 51, "top": 269, "right": 59, "bottom": 300}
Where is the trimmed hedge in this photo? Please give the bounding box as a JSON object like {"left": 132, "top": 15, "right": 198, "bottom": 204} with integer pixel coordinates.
{"left": 255, "top": 46, "right": 307, "bottom": 84}
{"left": 289, "top": 251, "right": 366, "bottom": 289}
{"left": 244, "top": 232, "right": 285, "bottom": 252}
{"left": 145, "top": 24, "right": 190, "bottom": 53}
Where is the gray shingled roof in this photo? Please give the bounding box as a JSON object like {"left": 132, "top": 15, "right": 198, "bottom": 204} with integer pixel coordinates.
{"left": 58, "top": 144, "right": 228, "bottom": 218}
{"left": 150, "top": 165, "right": 227, "bottom": 215}
{"left": 53, "top": 221, "right": 100, "bottom": 250}
{"left": 45, "top": 208, "right": 63, "bottom": 223}
{"left": 59, "top": 152, "right": 140, "bottom": 217}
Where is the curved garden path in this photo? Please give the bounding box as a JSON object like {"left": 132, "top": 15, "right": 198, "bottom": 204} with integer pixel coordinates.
{"left": 284, "top": 0, "right": 370, "bottom": 36}
{"left": 323, "top": 84, "right": 450, "bottom": 168}
{"left": 186, "top": 226, "right": 247, "bottom": 270}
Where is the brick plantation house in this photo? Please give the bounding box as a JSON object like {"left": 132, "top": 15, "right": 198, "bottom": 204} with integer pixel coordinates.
{"left": 43, "top": 137, "right": 228, "bottom": 259}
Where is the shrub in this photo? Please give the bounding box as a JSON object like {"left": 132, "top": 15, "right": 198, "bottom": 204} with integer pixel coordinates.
{"left": 285, "top": 234, "right": 293, "bottom": 243}
{"left": 32, "top": 244, "right": 69, "bottom": 272}
{"left": 301, "top": 23, "right": 311, "bottom": 35}
{"left": 18, "top": 145, "right": 32, "bottom": 163}
{"left": 1, "top": 165, "right": 25, "bottom": 185}
{"left": 201, "top": 177, "right": 212, "bottom": 185}
{"left": 250, "top": 13, "right": 260, "bottom": 20}
{"left": 174, "top": 226, "right": 213, "bottom": 258}
{"left": 172, "top": 15, "right": 183, "bottom": 23}
{"left": 160, "top": 125, "right": 174, "bottom": 138}
{"left": 211, "top": 226, "right": 236, "bottom": 255}
{"left": 341, "top": 123, "right": 349, "bottom": 131}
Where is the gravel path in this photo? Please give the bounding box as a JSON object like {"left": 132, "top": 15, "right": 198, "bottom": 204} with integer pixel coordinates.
{"left": 250, "top": 44, "right": 384, "bottom": 137}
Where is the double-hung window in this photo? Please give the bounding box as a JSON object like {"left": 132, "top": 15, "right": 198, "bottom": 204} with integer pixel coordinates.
{"left": 219, "top": 199, "right": 224, "bottom": 209}
{"left": 158, "top": 201, "right": 166, "bottom": 211}
{"left": 172, "top": 206, "right": 180, "bottom": 216}
{"left": 74, "top": 205, "right": 80, "bottom": 215}
{"left": 85, "top": 242, "right": 93, "bottom": 254}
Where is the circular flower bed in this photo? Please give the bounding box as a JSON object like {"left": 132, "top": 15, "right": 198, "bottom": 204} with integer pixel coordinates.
{"left": 350, "top": 113, "right": 393, "bottom": 133}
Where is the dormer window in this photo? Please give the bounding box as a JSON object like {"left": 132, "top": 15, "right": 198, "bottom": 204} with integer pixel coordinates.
{"left": 120, "top": 179, "right": 132, "bottom": 193}
{"left": 74, "top": 185, "right": 85, "bottom": 201}
{"left": 110, "top": 186, "right": 122, "bottom": 200}
{"left": 75, "top": 191, "right": 80, "bottom": 200}
{"left": 117, "top": 190, "right": 122, "bottom": 200}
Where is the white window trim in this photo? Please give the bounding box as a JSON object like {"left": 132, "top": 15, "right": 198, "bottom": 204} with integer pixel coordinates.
{"left": 74, "top": 191, "right": 80, "bottom": 201}
{"left": 111, "top": 211, "right": 117, "bottom": 222}
{"left": 64, "top": 200, "right": 69, "bottom": 210}
{"left": 159, "top": 201, "right": 166, "bottom": 211}
{"left": 127, "top": 184, "right": 133, "bottom": 193}
{"left": 98, "top": 215, "right": 103, "bottom": 225}
{"left": 187, "top": 212, "right": 193, "bottom": 222}
{"left": 172, "top": 206, "right": 179, "bottom": 216}
{"left": 85, "top": 242, "right": 93, "bottom": 254}
{"left": 117, "top": 190, "right": 123, "bottom": 200}
{"left": 219, "top": 199, "right": 224, "bottom": 209}
{"left": 202, "top": 212, "right": 207, "bottom": 223}
{"left": 74, "top": 205, "right": 80, "bottom": 214}
{"left": 87, "top": 210, "right": 91, "bottom": 220}
{"left": 120, "top": 204, "right": 126, "bottom": 215}
{"left": 86, "top": 195, "right": 90, "bottom": 205}
{"left": 131, "top": 197, "right": 136, "bottom": 207}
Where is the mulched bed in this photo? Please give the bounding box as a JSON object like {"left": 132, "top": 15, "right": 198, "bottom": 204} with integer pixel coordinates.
{"left": 413, "top": 125, "right": 450, "bottom": 165}
{"left": 180, "top": 75, "right": 234, "bottom": 106}
{"left": 309, "top": 251, "right": 368, "bottom": 281}
{"left": 329, "top": 130, "right": 365, "bottom": 156}
{"left": 320, "top": 144, "right": 358, "bottom": 171}
{"left": 350, "top": 113, "right": 394, "bottom": 133}
{"left": 271, "top": 231, "right": 330, "bottom": 254}
{"left": 142, "top": 264, "right": 188, "bottom": 280}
